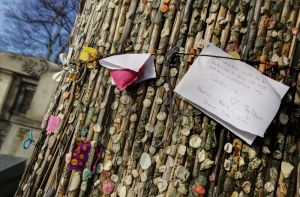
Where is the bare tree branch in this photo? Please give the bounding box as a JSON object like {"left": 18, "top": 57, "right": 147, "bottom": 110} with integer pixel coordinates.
{"left": 0, "top": 0, "right": 78, "bottom": 62}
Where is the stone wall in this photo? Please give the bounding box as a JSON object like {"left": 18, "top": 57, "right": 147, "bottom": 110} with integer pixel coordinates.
{"left": 26, "top": 71, "right": 58, "bottom": 121}
{"left": 0, "top": 52, "right": 60, "bottom": 158}
{"left": 0, "top": 71, "right": 12, "bottom": 114}
{"left": 0, "top": 122, "right": 40, "bottom": 158}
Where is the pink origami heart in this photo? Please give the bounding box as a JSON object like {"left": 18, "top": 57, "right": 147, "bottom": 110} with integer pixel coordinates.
{"left": 111, "top": 65, "right": 145, "bottom": 91}
{"left": 111, "top": 69, "right": 138, "bottom": 91}
{"left": 46, "top": 115, "right": 61, "bottom": 133}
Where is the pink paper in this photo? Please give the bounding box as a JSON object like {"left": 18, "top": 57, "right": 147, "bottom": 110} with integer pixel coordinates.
{"left": 46, "top": 115, "right": 61, "bottom": 133}
{"left": 111, "top": 69, "right": 138, "bottom": 91}
{"left": 111, "top": 66, "right": 145, "bottom": 90}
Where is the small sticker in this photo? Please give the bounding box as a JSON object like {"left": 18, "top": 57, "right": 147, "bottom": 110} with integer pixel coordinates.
{"left": 46, "top": 115, "right": 61, "bottom": 133}
{"left": 79, "top": 46, "right": 97, "bottom": 61}
{"left": 69, "top": 140, "right": 91, "bottom": 171}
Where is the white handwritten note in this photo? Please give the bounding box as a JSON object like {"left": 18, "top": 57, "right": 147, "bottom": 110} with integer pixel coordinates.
{"left": 174, "top": 43, "right": 289, "bottom": 144}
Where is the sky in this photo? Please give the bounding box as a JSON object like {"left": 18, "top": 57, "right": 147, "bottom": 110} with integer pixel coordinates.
{"left": 0, "top": 0, "right": 8, "bottom": 10}
{"left": 0, "top": 1, "right": 7, "bottom": 26}
{"left": 0, "top": 0, "right": 78, "bottom": 61}
{"left": 0, "top": 1, "right": 14, "bottom": 52}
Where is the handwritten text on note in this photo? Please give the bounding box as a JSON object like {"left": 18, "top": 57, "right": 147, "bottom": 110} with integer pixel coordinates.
{"left": 174, "top": 43, "right": 289, "bottom": 144}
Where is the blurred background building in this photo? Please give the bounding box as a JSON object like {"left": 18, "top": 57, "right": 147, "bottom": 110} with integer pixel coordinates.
{"left": 0, "top": 1, "right": 78, "bottom": 196}
{"left": 0, "top": 52, "right": 60, "bottom": 158}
